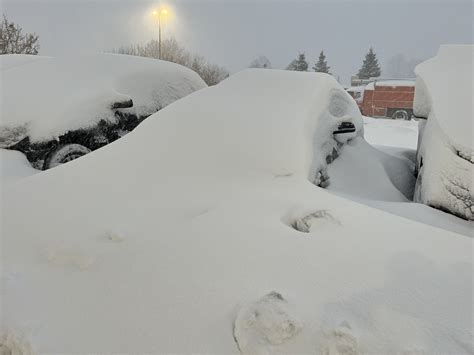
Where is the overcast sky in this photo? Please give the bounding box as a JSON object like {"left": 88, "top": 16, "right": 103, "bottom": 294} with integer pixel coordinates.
{"left": 3, "top": 0, "right": 472, "bottom": 84}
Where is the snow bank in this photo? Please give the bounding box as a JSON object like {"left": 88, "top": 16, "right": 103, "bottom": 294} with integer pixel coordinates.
{"left": 0, "top": 53, "right": 206, "bottom": 143}
{"left": 327, "top": 136, "right": 414, "bottom": 202}
{"left": 0, "top": 54, "right": 51, "bottom": 71}
{"left": 325, "top": 130, "right": 472, "bottom": 237}
{"left": 2, "top": 70, "right": 471, "bottom": 353}
{"left": 0, "top": 149, "right": 38, "bottom": 184}
{"left": 414, "top": 45, "right": 473, "bottom": 152}
{"left": 413, "top": 45, "right": 473, "bottom": 220}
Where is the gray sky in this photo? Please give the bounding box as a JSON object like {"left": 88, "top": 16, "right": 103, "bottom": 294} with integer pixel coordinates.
{"left": 3, "top": 0, "right": 472, "bottom": 84}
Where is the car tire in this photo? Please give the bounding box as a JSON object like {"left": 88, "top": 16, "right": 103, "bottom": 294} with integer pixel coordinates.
{"left": 43, "top": 143, "right": 91, "bottom": 170}
{"left": 392, "top": 110, "right": 410, "bottom": 120}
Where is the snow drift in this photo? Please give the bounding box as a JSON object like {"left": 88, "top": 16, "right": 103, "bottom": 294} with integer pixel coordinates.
{"left": 1, "top": 70, "right": 471, "bottom": 354}
{"left": 0, "top": 53, "right": 207, "bottom": 143}
{"left": 413, "top": 45, "right": 473, "bottom": 220}
{"left": 0, "top": 149, "right": 38, "bottom": 184}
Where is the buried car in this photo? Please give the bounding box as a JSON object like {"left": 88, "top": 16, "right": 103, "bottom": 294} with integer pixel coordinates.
{"left": 413, "top": 45, "right": 473, "bottom": 220}
{"left": 0, "top": 53, "right": 207, "bottom": 170}
{"left": 3, "top": 70, "right": 471, "bottom": 354}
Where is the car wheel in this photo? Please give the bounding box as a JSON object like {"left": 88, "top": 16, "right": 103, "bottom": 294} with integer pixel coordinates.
{"left": 392, "top": 110, "right": 409, "bottom": 120}
{"left": 43, "top": 143, "right": 91, "bottom": 170}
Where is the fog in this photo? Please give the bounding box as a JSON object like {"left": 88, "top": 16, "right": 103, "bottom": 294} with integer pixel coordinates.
{"left": 3, "top": 0, "right": 472, "bottom": 84}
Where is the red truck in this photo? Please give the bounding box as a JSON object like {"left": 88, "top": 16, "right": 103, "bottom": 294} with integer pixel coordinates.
{"left": 347, "top": 80, "right": 415, "bottom": 120}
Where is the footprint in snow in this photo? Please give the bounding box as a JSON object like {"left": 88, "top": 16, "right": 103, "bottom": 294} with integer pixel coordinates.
{"left": 45, "top": 246, "right": 95, "bottom": 271}
{"left": 292, "top": 210, "right": 341, "bottom": 233}
{"left": 104, "top": 229, "right": 125, "bottom": 243}
{"left": 320, "top": 321, "right": 359, "bottom": 355}
{"left": 233, "top": 291, "right": 302, "bottom": 354}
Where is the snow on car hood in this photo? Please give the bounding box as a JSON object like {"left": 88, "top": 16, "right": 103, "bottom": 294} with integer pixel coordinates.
{"left": 414, "top": 45, "right": 473, "bottom": 156}
{"left": 0, "top": 54, "right": 52, "bottom": 71}
{"left": 3, "top": 70, "right": 471, "bottom": 354}
{"left": 0, "top": 53, "right": 206, "bottom": 144}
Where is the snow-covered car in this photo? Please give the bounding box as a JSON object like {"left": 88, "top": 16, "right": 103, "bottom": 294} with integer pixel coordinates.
{"left": 0, "top": 53, "right": 206, "bottom": 169}
{"left": 3, "top": 69, "right": 471, "bottom": 354}
{"left": 413, "top": 45, "right": 473, "bottom": 220}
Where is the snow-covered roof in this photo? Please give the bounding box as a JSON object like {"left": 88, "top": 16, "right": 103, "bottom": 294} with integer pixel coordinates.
{"left": 3, "top": 69, "right": 470, "bottom": 353}
{"left": 414, "top": 45, "right": 473, "bottom": 151}
{"left": 346, "top": 85, "right": 365, "bottom": 92}
{"left": 365, "top": 80, "right": 415, "bottom": 90}
{"left": 0, "top": 53, "right": 207, "bottom": 142}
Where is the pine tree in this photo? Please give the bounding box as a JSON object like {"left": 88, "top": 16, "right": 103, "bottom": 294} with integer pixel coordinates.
{"left": 286, "top": 53, "right": 308, "bottom": 71}
{"left": 313, "top": 51, "right": 330, "bottom": 74}
{"left": 357, "top": 47, "right": 381, "bottom": 79}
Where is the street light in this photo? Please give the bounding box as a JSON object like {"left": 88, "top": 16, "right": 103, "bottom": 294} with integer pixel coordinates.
{"left": 152, "top": 8, "right": 169, "bottom": 59}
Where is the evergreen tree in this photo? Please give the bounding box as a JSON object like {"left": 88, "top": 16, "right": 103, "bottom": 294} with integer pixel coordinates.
{"left": 357, "top": 47, "right": 381, "bottom": 79}
{"left": 313, "top": 50, "right": 330, "bottom": 74}
{"left": 286, "top": 53, "right": 308, "bottom": 71}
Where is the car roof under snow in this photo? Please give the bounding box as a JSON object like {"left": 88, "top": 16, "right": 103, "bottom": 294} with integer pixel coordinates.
{"left": 0, "top": 53, "right": 207, "bottom": 143}
{"left": 414, "top": 45, "right": 473, "bottom": 151}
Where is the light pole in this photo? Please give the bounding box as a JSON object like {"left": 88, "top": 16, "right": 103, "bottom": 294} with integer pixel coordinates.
{"left": 152, "top": 8, "right": 168, "bottom": 60}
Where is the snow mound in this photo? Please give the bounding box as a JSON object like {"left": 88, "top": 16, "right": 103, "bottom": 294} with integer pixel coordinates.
{"left": 3, "top": 69, "right": 471, "bottom": 353}
{"left": 414, "top": 45, "right": 473, "bottom": 151}
{"left": 0, "top": 149, "right": 39, "bottom": 184}
{"left": 234, "top": 292, "right": 302, "bottom": 353}
{"left": 1, "top": 53, "right": 206, "bottom": 142}
{"left": 413, "top": 45, "right": 473, "bottom": 220}
{"left": 327, "top": 137, "right": 415, "bottom": 202}
{"left": 0, "top": 54, "right": 51, "bottom": 71}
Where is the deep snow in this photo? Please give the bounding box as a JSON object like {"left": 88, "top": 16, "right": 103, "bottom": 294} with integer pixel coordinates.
{"left": 1, "top": 70, "right": 472, "bottom": 354}
{"left": 0, "top": 149, "right": 38, "bottom": 184}
{"left": 0, "top": 53, "right": 206, "bottom": 144}
{"left": 326, "top": 117, "right": 473, "bottom": 237}
{"left": 413, "top": 45, "right": 473, "bottom": 220}
{"left": 0, "top": 54, "right": 51, "bottom": 71}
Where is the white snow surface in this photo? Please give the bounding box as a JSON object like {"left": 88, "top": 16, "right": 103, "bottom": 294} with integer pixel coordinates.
{"left": 365, "top": 80, "right": 415, "bottom": 90}
{"left": 326, "top": 116, "right": 472, "bottom": 237}
{"left": 0, "top": 54, "right": 51, "bottom": 71}
{"left": 413, "top": 45, "right": 473, "bottom": 220}
{"left": 0, "top": 149, "right": 38, "bottom": 184}
{"left": 2, "top": 70, "right": 472, "bottom": 354}
{"left": 0, "top": 53, "right": 206, "bottom": 143}
{"left": 414, "top": 45, "right": 473, "bottom": 152}
{"left": 362, "top": 116, "right": 418, "bottom": 150}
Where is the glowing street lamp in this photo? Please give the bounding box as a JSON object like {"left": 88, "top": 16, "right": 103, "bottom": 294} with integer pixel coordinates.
{"left": 152, "top": 8, "right": 169, "bottom": 59}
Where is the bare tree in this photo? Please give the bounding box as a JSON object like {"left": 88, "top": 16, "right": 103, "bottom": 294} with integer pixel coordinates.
{"left": 249, "top": 56, "right": 272, "bottom": 69}
{"left": 0, "top": 14, "right": 40, "bottom": 55}
{"left": 112, "top": 38, "right": 229, "bottom": 86}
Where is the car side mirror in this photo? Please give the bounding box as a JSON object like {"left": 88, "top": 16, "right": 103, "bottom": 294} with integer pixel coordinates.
{"left": 111, "top": 99, "right": 134, "bottom": 109}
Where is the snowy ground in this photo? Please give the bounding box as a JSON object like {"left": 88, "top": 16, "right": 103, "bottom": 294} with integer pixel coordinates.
{"left": 0, "top": 149, "right": 39, "bottom": 185}
{"left": 326, "top": 117, "right": 472, "bottom": 237}
{"left": 1, "top": 71, "right": 472, "bottom": 353}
